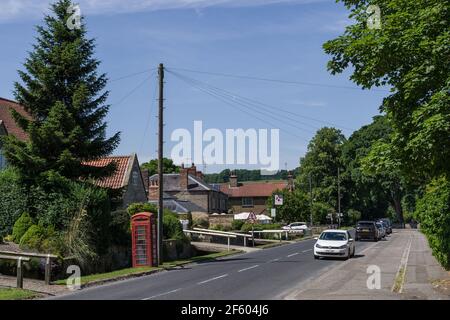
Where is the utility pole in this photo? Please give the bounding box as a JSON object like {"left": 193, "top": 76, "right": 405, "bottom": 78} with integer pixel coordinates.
{"left": 309, "top": 172, "right": 313, "bottom": 227}
{"left": 337, "top": 167, "right": 341, "bottom": 229}
{"left": 157, "top": 63, "right": 164, "bottom": 265}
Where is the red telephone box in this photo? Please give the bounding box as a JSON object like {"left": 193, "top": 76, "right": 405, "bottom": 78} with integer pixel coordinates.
{"left": 131, "top": 212, "right": 157, "bottom": 267}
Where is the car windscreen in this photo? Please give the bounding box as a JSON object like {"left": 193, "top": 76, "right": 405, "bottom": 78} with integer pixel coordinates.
{"left": 357, "top": 222, "right": 374, "bottom": 228}
{"left": 319, "top": 232, "right": 347, "bottom": 241}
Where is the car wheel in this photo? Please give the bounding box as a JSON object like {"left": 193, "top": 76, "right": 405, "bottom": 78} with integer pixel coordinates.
{"left": 346, "top": 249, "right": 351, "bottom": 260}
{"left": 375, "top": 237, "right": 378, "bottom": 242}
{"left": 314, "top": 255, "right": 319, "bottom": 260}
{"left": 351, "top": 247, "right": 355, "bottom": 257}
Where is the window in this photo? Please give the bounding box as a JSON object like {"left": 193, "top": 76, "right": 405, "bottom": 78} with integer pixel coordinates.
{"left": 242, "top": 197, "right": 253, "bottom": 207}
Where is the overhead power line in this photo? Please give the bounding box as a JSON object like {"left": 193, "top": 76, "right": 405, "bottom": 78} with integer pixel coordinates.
{"left": 167, "top": 69, "right": 355, "bottom": 132}
{"left": 169, "top": 67, "right": 390, "bottom": 92}
{"left": 167, "top": 70, "right": 311, "bottom": 142}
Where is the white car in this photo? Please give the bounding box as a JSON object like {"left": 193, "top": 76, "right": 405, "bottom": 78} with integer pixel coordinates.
{"left": 282, "top": 222, "right": 308, "bottom": 231}
{"left": 314, "top": 229, "right": 355, "bottom": 260}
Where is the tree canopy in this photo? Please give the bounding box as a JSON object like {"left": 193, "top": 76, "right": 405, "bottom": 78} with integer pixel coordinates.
{"left": 323, "top": 0, "right": 450, "bottom": 182}
{"left": 1, "top": 0, "right": 120, "bottom": 186}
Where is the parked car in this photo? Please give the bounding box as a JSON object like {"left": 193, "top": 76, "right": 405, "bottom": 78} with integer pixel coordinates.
{"left": 379, "top": 218, "right": 392, "bottom": 234}
{"left": 314, "top": 229, "right": 355, "bottom": 260}
{"left": 376, "top": 222, "right": 386, "bottom": 239}
{"left": 282, "top": 222, "right": 308, "bottom": 231}
{"left": 355, "top": 221, "right": 379, "bottom": 241}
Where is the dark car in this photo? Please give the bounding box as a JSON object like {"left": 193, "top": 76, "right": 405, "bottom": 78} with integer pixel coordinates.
{"left": 355, "top": 221, "right": 379, "bottom": 241}
{"left": 379, "top": 219, "right": 392, "bottom": 234}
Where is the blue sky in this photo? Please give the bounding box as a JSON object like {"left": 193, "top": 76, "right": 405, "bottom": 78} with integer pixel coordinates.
{"left": 0, "top": 0, "right": 388, "bottom": 173}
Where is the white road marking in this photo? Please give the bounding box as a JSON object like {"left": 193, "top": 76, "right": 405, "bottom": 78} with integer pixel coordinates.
{"left": 391, "top": 234, "right": 413, "bottom": 293}
{"left": 142, "top": 288, "right": 181, "bottom": 300}
{"left": 238, "top": 265, "right": 259, "bottom": 273}
{"left": 270, "top": 258, "right": 280, "bottom": 262}
{"left": 197, "top": 274, "right": 228, "bottom": 285}
{"left": 287, "top": 252, "right": 299, "bottom": 257}
{"left": 302, "top": 249, "right": 312, "bottom": 253}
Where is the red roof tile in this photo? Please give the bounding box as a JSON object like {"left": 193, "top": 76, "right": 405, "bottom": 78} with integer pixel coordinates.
{"left": 220, "top": 181, "right": 287, "bottom": 198}
{"left": 0, "top": 98, "right": 31, "bottom": 141}
{"left": 83, "top": 156, "right": 132, "bottom": 189}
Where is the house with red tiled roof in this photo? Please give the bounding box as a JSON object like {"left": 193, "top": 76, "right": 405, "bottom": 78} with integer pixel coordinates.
{"left": 83, "top": 154, "right": 148, "bottom": 209}
{"left": 0, "top": 98, "right": 31, "bottom": 170}
{"left": 220, "top": 173, "right": 294, "bottom": 215}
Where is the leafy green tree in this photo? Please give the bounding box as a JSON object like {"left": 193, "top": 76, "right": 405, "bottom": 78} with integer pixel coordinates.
{"left": 323, "top": 0, "right": 450, "bottom": 182}
{"left": 1, "top": 0, "right": 120, "bottom": 186}
{"left": 267, "top": 189, "right": 309, "bottom": 223}
{"left": 141, "top": 158, "right": 180, "bottom": 176}
{"left": 296, "top": 127, "right": 347, "bottom": 211}
{"left": 361, "top": 141, "right": 405, "bottom": 223}
{"left": 342, "top": 116, "right": 402, "bottom": 221}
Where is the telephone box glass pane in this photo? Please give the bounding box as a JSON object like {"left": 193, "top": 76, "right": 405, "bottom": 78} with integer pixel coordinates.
{"left": 135, "top": 225, "right": 148, "bottom": 265}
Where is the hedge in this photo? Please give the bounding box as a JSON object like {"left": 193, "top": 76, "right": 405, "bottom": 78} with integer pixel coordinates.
{"left": 415, "top": 176, "right": 450, "bottom": 270}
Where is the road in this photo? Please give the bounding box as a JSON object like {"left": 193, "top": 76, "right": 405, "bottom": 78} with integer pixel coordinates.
{"left": 53, "top": 236, "right": 379, "bottom": 300}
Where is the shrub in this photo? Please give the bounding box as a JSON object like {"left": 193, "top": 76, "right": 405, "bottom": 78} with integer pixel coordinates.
{"left": 0, "top": 168, "right": 28, "bottom": 241}
{"left": 19, "top": 224, "right": 63, "bottom": 254}
{"left": 231, "top": 219, "right": 245, "bottom": 231}
{"left": 240, "top": 223, "right": 282, "bottom": 232}
{"left": 12, "top": 212, "right": 34, "bottom": 243}
{"left": 192, "top": 217, "right": 209, "bottom": 229}
{"left": 163, "top": 212, "right": 186, "bottom": 241}
{"left": 415, "top": 176, "right": 450, "bottom": 270}
{"left": 127, "top": 203, "right": 157, "bottom": 216}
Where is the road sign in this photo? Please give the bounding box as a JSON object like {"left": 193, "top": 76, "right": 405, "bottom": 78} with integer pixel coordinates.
{"left": 271, "top": 208, "right": 276, "bottom": 218}
{"left": 274, "top": 194, "right": 284, "bottom": 206}
{"left": 247, "top": 212, "right": 257, "bottom": 224}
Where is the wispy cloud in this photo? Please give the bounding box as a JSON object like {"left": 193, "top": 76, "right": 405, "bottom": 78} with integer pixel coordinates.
{"left": 0, "top": 0, "right": 325, "bottom": 23}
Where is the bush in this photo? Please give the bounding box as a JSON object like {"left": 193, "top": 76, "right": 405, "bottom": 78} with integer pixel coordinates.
{"left": 12, "top": 212, "right": 34, "bottom": 243}
{"left": 211, "top": 224, "right": 232, "bottom": 232}
{"left": 127, "top": 203, "right": 157, "bottom": 216}
{"left": 231, "top": 219, "right": 245, "bottom": 231}
{"left": 163, "top": 212, "right": 186, "bottom": 242}
{"left": 0, "top": 168, "right": 28, "bottom": 241}
{"left": 240, "top": 223, "right": 282, "bottom": 232}
{"left": 192, "top": 217, "right": 209, "bottom": 229}
{"left": 19, "top": 224, "right": 62, "bottom": 254}
{"left": 415, "top": 176, "right": 450, "bottom": 270}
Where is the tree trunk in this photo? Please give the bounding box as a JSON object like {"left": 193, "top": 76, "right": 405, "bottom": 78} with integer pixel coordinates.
{"left": 390, "top": 197, "right": 404, "bottom": 226}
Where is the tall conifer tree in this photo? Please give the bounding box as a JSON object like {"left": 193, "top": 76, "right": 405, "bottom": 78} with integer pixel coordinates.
{"left": 2, "top": 0, "right": 120, "bottom": 185}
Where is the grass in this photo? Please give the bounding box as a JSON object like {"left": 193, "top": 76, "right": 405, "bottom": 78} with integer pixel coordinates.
{"left": 392, "top": 266, "right": 406, "bottom": 293}
{"left": 0, "top": 288, "right": 39, "bottom": 300}
{"left": 53, "top": 266, "right": 161, "bottom": 286}
{"left": 53, "top": 250, "right": 242, "bottom": 286}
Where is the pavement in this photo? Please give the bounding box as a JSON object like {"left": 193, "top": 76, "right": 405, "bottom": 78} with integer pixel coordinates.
{"left": 281, "top": 229, "right": 449, "bottom": 300}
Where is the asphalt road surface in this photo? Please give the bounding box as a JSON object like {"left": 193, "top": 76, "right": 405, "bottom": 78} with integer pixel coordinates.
{"left": 53, "top": 237, "right": 380, "bottom": 300}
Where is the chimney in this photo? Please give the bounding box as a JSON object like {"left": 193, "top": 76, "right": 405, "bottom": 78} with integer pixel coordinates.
{"left": 287, "top": 171, "right": 294, "bottom": 192}
{"left": 148, "top": 179, "right": 159, "bottom": 200}
{"left": 180, "top": 164, "right": 189, "bottom": 190}
{"left": 229, "top": 171, "right": 238, "bottom": 188}
{"left": 196, "top": 170, "right": 204, "bottom": 180}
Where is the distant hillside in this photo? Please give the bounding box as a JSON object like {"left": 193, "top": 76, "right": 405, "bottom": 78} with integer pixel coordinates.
{"left": 203, "top": 168, "right": 299, "bottom": 184}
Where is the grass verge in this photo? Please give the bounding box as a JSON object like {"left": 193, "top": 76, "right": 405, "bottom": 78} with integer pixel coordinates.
{"left": 53, "top": 250, "right": 242, "bottom": 287}
{"left": 53, "top": 266, "right": 161, "bottom": 286}
{"left": 0, "top": 288, "right": 39, "bottom": 300}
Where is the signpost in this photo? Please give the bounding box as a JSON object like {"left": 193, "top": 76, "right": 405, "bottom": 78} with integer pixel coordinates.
{"left": 270, "top": 208, "right": 276, "bottom": 218}
{"left": 274, "top": 194, "right": 284, "bottom": 206}
{"left": 247, "top": 212, "right": 257, "bottom": 246}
